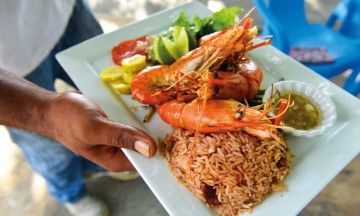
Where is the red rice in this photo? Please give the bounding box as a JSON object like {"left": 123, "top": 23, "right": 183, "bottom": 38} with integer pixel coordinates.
{"left": 159, "top": 128, "right": 292, "bottom": 216}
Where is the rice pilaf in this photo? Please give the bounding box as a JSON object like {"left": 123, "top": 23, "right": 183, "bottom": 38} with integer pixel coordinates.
{"left": 159, "top": 128, "right": 292, "bottom": 216}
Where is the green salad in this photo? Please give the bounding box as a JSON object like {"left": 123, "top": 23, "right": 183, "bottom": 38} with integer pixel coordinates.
{"left": 149, "top": 6, "right": 244, "bottom": 65}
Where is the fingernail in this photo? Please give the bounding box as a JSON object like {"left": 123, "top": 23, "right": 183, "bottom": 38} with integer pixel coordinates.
{"left": 135, "top": 140, "right": 150, "bottom": 157}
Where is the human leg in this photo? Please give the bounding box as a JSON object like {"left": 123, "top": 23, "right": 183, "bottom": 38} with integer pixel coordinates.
{"left": 7, "top": 128, "right": 88, "bottom": 202}
{"left": 50, "top": 0, "right": 141, "bottom": 181}
{"left": 54, "top": 0, "right": 103, "bottom": 89}
{"left": 6, "top": 0, "right": 106, "bottom": 204}
{"left": 53, "top": 0, "right": 142, "bottom": 182}
{"left": 7, "top": 125, "right": 108, "bottom": 216}
{"left": 7, "top": 47, "right": 106, "bottom": 203}
{"left": 52, "top": 0, "right": 111, "bottom": 180}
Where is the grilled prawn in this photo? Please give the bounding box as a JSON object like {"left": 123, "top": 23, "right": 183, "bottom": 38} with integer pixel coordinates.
{"left": 157, "top": 98, "right": 287, "bottom": 141}
{"left": 131, "top": 8, "right": 270, "bottom": 105}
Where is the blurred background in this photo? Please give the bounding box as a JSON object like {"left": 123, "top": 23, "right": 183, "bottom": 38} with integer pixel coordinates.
{"left": 0, "top": 0, "right": 358, "bottom": 215}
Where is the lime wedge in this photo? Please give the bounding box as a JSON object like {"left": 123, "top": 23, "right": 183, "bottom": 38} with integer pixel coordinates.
{"left": 162, "top": 36, "right": 181, "bottom": 60}
{"left": 153, "top": 36, "right": 175, "bottom": 65}
{"left": 161, "top": 26, "right": 189, "bottom": 60}
{"left": 173, "top": 26, "right": 189, "bottom": 58}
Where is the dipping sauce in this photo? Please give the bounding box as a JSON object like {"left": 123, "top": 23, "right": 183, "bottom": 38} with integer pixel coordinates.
{"left": 279, "top": 92, "right": 321, "bottom": 130}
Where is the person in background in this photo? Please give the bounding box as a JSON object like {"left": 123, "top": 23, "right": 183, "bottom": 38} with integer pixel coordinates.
{"left": 0, "top": 1, "right": 157, "bottom": 216}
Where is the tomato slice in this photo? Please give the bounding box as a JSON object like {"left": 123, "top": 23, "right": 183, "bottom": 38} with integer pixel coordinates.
{"left": 112, "top": 36, "right": 151, "bottom": 65}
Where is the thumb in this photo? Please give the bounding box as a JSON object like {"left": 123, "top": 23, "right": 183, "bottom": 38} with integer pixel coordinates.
{"left": 94, "top": 119, "right": 157, "bottom": 157}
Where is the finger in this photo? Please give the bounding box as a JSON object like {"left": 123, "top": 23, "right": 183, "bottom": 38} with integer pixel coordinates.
{"left": 84, "top": 145, "right": 136, "bottom": 172}
{"left": 92, "top": 119, "right": 157, "bottom": 158}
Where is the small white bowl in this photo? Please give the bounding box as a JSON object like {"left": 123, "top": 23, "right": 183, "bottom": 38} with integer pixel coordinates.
{"left": 262, "top": 81, "right": 337, "bottom": 137}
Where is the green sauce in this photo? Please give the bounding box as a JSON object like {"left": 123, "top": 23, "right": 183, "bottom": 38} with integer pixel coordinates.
{"left": 280, "top": 92, "right": 321, "bottom": 130}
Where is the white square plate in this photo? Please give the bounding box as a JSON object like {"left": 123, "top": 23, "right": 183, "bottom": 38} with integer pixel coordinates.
{"left": 56, "top": 1, "right": 360, "bottom": 216}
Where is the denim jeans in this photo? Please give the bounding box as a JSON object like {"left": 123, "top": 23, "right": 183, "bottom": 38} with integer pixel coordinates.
{"left": 7, "top": 0, "right": 106, "bottom": 203}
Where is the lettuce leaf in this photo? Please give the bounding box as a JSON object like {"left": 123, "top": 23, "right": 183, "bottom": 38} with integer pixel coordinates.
{"left": 173, "top": 6, "right": 243, "bottom": 40}
{"left": 172, "top": 11, "right": 192, "bottom": 28}
{"left": 194, "top": 7, "right": 244, "bottom": 38}
{"left": 150, "top": 6, "right": 243, "bottom": 65}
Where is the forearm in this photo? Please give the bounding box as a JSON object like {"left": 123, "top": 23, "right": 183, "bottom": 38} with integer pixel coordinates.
{"left": 1, "top": 69, "right": 157, "bottom": 170}
{"left": 0, "top": 69, "right": 57, "bottom": 138}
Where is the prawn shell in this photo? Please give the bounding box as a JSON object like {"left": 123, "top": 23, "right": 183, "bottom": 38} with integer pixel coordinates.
{"left": 157, "top": 99, "right": 239, "bottom": 133}
{"left": 203, "top": 60, "right": 263, "bottom": 100}
{"left": 157, "top": 99, "right": 273, "bottom": 134}
{"left": 131, "top": 65, "right": 176, "bottom": 105}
